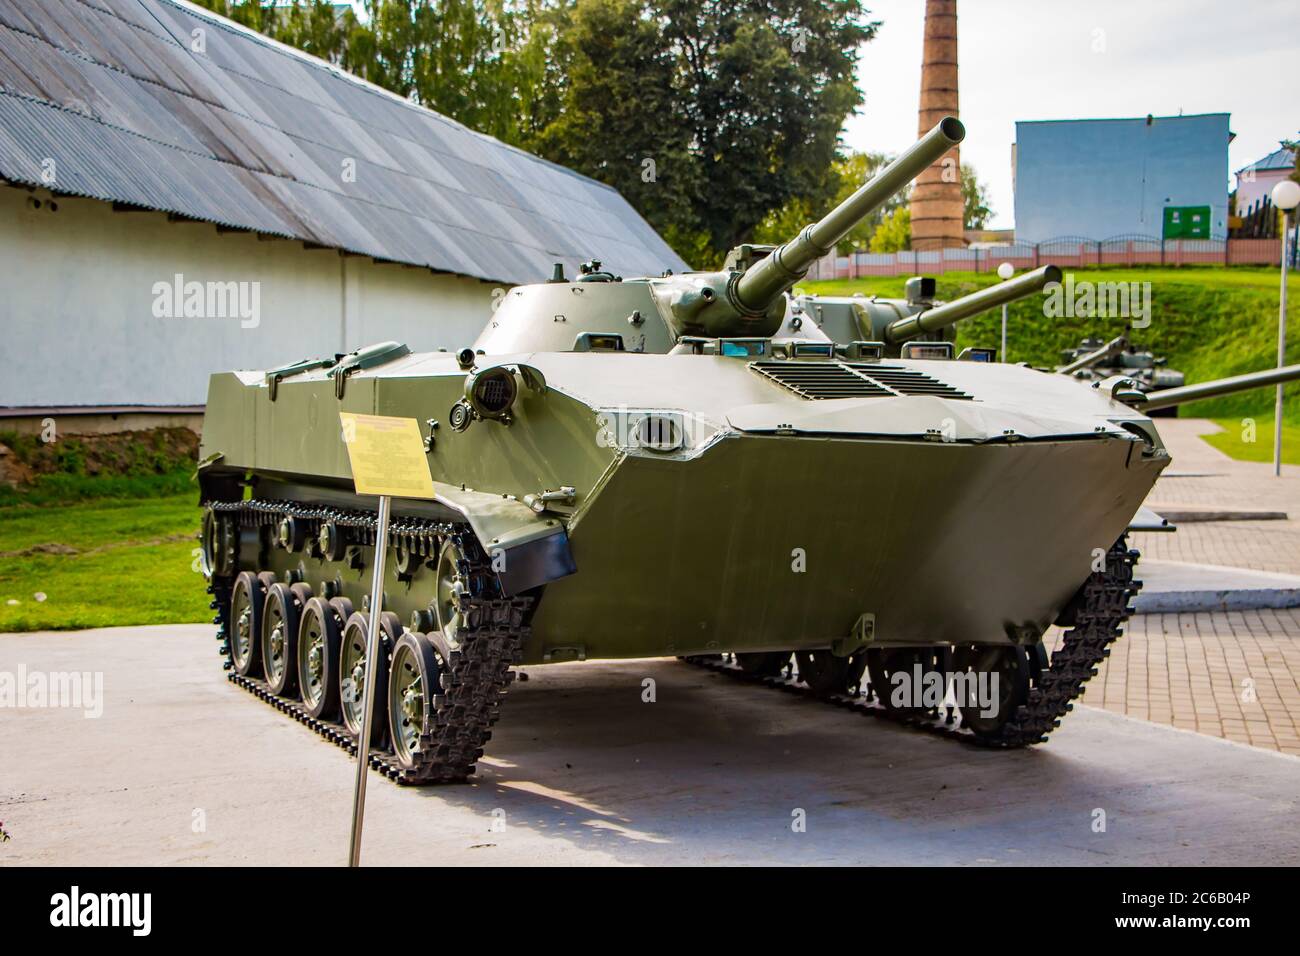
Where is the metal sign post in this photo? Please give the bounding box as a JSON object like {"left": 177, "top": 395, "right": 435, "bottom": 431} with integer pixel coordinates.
{"left": 336, "top": 412, "right": 436, "bottom": 867}
{"left": 348, "top": 492, "right": 390, "bottom": 868}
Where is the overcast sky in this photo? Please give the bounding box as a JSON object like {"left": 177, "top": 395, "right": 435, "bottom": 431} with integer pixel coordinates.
{"left": 844, "top": 0, "right": 1300, "bottom": 229}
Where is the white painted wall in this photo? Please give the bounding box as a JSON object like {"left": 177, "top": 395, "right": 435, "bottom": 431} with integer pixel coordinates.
{"left": 1235, "top": 167, "right": 1291, "bottom": 216}
{"left": 0, "top": 188, "right": 500, "bottom": 407}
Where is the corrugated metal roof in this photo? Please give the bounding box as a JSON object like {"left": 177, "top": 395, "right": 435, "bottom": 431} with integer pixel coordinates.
{"left": 1237, "top": 145, "right": 1296, "bottom": 176}
{"left": 0, "top": 0, "right": 687, "bottom": 283}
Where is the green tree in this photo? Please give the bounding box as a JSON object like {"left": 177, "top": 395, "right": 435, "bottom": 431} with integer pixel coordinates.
{"left": 961, "top": 162, "right": 992, "bottom": 231}
{"left": 526, "top": 0, "right": 703, "bottom": 259}
{"left": 1283, "top": 137, "right": 1300, "bottom": 188}
{"left": 753, "top": 151, "right": 901, "bottom": 254}
{"left": 868, "top": 205, "right": 909, "bottom": 252}
{"left": 191, "top": 1, "right": 358, "bottom": 58}
{"left": 353, "top": 1, "right": 542, "bottom": 143}
{"left": 533, "top": 0, "right": 876, "bottom": 265}
{"left": 191, "top": 2, "right": 539, "bottom": 144}
{"left": 270, "top": 1, "right": 359, "bottom": 62}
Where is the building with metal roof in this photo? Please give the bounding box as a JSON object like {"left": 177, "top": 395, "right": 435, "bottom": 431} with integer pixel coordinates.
{"left": 0, "top": 0, "right": 686, "bottom": 419}
{"left": 1234, "top": 144, "right": 1297, "bottom": 218}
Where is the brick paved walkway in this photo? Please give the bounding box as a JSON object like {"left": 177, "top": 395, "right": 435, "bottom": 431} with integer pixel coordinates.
{"left": 1070, "top": 419, "right": 1300, "bottom": 754}
{"left": 1053, "top": 610, "right": 1300, "bottom": 756}
{"left": 1140, "top": 522, "right": 1300, "bottom": 575}
{"left": 1140, "top": 418, "right": 1300, "bottom": 574}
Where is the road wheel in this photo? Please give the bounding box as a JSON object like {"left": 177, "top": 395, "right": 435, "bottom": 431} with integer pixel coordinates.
{"left": 735, "top": 652, "right": 790, "bottom": 677}
{"left": 229, "top": 571, "right": 266, "bottom": 677}
{"left": 951, "top": 645, "right": 1033, "bottom": 738}
{"left": 201, "top": 509, "right": 237, "bottom": 579}
{"left": 387, "top": 631, "right": 451, "bottom": 770}
{"left": 866, "top": 647, "right": 949, "bottom": 714}
{"left": 297, "top": 597, "right": 344, "bottom": 720}
{"left": 262, "top": 583, "right": 308, "bottom": 697}
{"left": 433, "top": 538, "right": 470, "bottom": 646}
{"left": 796, "top": 649, "right": 867, "bottom": 697}
{"left": 1022, "top": 641, "right": 1048, "bottom": 685}
{"left": 339, "top": 611, "right": 399, "bottom": 747}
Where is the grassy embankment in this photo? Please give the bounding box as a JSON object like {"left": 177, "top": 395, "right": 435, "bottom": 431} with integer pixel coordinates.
{"left": 0, "top": 430, "right": 208, "bottom": 632}
{"left": 799, "top": 265, "right": 1300, "bottom": 463}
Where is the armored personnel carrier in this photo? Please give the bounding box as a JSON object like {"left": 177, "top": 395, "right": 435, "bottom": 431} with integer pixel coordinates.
{"left": 198, "top": 117, "right": 1300, "bottom": 783}
{"left": 1060, "top": 336, "right": 1186, "bottom": 415}
{"left": 1057, "top": 334, "right": 1129, "bottom": 377}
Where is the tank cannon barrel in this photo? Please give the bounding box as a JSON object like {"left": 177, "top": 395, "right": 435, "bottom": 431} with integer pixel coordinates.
{"left": 1136, "top": 363, "right": 1300, "bottom": 412}
{"left": 732, "top": 117, "right": 965, "bottom": 313}
{"left": 884, "top": 265, "right": 1062, "bottom": 344}
{"left": 1058, "top": 334, "right": 1129, "bottom": 375}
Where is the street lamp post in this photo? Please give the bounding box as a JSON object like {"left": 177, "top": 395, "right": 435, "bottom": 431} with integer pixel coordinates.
{"left": 1271, "top": 180, "right": 1300, "bottom": 476}
{"left": 997, "top": 261, "right": 1015, "bottom": 361}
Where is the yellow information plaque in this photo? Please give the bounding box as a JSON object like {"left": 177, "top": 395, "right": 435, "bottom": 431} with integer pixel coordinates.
{"left": 339, "top": 412, "right": 435, "bottom": 500}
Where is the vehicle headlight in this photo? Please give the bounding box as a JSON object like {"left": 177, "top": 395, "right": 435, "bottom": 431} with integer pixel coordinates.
{"left": 465, "top": 367, "right": 518, "bottom": 421}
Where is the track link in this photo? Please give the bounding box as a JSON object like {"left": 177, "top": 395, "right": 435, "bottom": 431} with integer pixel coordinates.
{"left": 682, "top": 537, "right": 1141, "bottom": 748}
{"left": 204, "top": 498, "right": 531, "bottom": 785}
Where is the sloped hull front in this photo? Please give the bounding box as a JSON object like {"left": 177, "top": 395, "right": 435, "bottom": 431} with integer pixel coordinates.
{"left": 521, "top": 432, "right": 1165, "bottom": 662}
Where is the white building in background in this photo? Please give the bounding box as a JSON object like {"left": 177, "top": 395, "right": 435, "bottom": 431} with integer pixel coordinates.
{"left": 0, "top": 0, "right": 684, "bottom": 431}
{"left": 1234, "top": 145, "right": 1298, "bottom": 215}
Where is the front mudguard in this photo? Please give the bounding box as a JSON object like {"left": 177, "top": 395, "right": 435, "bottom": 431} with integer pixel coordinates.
{"left": 432, "top": 482, "right": 576, "bottom": 595}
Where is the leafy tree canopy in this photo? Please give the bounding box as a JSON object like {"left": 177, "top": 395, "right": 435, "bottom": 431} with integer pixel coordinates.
{"left": 753, "top": 151, "right": 902, "bottom": 254}
{"left": 868, "top": 204, "right": 909, "bottom": 253}
{"left": 961, "top": 162, "right": 993, "bottom": 231}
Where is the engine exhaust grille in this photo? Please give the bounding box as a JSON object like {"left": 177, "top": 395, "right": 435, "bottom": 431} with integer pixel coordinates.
{"left": 845, "top": 364, "right": 973, "bottom": 400}
{"left": 750, "top": 362, "right": 894, "bottom": 399}
{"left": 751, "top": 361, "right": 972, "bottom": 401}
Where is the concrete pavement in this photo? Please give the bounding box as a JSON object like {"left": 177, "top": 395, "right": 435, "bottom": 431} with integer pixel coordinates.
{"left": 2, "top": 624, "right": 1298, "bottom": 866}
{"left": 1134, "top": 560, "right": 1300, "bottom": 612}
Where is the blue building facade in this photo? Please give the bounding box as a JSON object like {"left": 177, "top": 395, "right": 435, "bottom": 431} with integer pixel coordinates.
{"left": 1013, "top": 113, "right": 1230, "bottom": 243}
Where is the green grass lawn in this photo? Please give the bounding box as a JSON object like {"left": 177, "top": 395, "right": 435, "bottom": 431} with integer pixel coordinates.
{"left": 0, "top": 494, "right": 209, "bottom": 632}
{"left": 1201, "top": 416, "right": 1300, "bottom": 465}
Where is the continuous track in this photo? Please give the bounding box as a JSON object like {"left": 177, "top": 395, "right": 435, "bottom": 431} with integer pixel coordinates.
{"left": 207, "top": 498, "right": 1137, "bottom": 768}
{"left": 682, "top": 537, "right": 1141, "bottom": 747}
{"left": 205, "top": 498, "right": 532, "bottom": 785}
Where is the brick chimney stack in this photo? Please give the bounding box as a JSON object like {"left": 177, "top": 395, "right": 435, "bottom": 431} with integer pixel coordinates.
{"left": 911, "top": 0, "right": 965, "bottom": 250}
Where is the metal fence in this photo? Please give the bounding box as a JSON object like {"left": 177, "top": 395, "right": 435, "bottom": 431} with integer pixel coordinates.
{"left": 805, "top": 235, "right": 1284, "bottom": 280}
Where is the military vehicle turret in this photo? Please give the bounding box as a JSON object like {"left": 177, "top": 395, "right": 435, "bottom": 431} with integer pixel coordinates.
{"left": 1060, "top": 336, "right": 1186, "bottom": 415}
{"left": 197, "top": 117, "right": 1300, "bottom": 783}
{"left": 1057, "top": 334, "right": 1129, "bottom": 376}
{"left": 475, "top": 118, "right": 969, "bottom": 358}
{"left": 785, "top": 265, "right": 1063, "bottom": 365}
